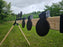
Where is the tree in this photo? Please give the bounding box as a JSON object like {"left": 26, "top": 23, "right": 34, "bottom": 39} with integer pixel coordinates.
{"left": 59, "top": 0, "right": 63, "bottom": 9}
{"left": 44, "top": 0, "right": 63, "bottom": 17}
{"left": 0, "top": 0, "right": 12, "bottom": 22}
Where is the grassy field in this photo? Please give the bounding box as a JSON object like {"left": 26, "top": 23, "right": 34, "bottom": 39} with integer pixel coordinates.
{"left": 0, "top": 22, "right": 63, "bottom": 47}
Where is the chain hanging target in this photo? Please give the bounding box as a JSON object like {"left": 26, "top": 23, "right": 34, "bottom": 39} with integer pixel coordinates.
{"left": 22, "top": 19, "right": 25, "bottom": 28}
{"left": 22, "top": 17, "right": 26, "bottom": 28}
{"left": 36, "top": 11, "right": 50, "bottom": 36}
{"left": 27, "top": 15, "right": 33, "bottom": 31}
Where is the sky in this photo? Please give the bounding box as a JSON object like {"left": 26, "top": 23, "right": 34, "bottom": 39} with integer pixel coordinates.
{"left": 4, "top": 0, "right": 62, "bottom": 14}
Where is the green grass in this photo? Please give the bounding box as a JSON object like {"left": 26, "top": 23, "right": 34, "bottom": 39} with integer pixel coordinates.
{"left": 0, "top": 22, "right": 63, "bottom": 47}
{"left": 22, "top": 14, "right": 39, "bottom": 19}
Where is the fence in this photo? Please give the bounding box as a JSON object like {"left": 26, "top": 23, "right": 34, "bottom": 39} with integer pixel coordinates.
{"left": 47, "top": 16, "right": 60, "bottom": 30}
{"left": 17, "top": 16, "right": 60, "bottom": 31}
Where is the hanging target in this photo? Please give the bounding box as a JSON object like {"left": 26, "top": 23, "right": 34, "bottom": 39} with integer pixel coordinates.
{"left": 27, "top": 19, "right": 32, "bottom": 30}
{"left": 27, "top": 15, "right": 33, "bottom": 30}
{"left": 22, "top": 17, "right": 26, "bottom": 28}
{"left": 60, "top": 14, "right": 63, "bottom": 33}
{"left": 36, "top": 19, "right": 50, "bottom": 36}
{"left": 22, "top": 19, "right": 25, "bottom": 28}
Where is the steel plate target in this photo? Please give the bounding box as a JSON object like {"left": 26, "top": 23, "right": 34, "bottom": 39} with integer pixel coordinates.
{"left": 36, "top": 19, "right": 50, "bottom": 36}
{"left": 27, "top": 20, "right": 32, "bottom": 30}
{"left": 60, "top": 14, "right": 63, "bottom": 33}
{"left": 22, "top": 20, "right": 25, "bottom": 28}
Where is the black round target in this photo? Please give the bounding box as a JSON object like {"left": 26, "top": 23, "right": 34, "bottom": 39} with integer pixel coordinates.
{"left": 22, "top": 20, "right": 25, "bottom": 28}
{"left": 27, "top": 19, "right": 32, "bottom": 30}
{"left": 60, "top": 14, "right": 63, "bottom": 33}
{"left": 36, "top": 19, "right": 50, "bottom": 36}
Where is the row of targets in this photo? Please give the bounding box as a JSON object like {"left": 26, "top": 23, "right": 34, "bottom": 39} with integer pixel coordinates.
{"left": 22, "top": 15, "right": 33, "bottom": 30}
{"left": 16, "top": 10, "right": 63, "bottom": 37}
{"left": 19, "top": 10, "right": 50, "bottom": 36}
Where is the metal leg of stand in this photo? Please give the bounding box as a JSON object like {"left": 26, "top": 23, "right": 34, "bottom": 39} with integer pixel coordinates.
{"left": 0, "top": 25, "right": 14, "bottom": 46}
{"left": 18, "top": 25, "right": 30, "bottom": 46}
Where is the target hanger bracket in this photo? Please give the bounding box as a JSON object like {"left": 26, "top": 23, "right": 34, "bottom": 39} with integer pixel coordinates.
{"left": 13, "top": 20, "right": 19, "bottom": 26}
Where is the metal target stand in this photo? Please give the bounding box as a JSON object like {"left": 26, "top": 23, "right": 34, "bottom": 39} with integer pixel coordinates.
{"left": 0, "top": 20, "right": 30, "bottom": 46}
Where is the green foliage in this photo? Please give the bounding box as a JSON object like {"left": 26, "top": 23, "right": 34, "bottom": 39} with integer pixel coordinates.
{"left": 0, "top": 22, "right": 63, "bottom": 47}
{"left": 22, "top": 11, "right": 41, "bottom": 19}
{"left": 0, "top": 0, "right": 12, "bottom": 23}
{"left": 59, "top": 0, "right": 63, "bottom": 9}
{"left": 44, "top": 0, "right": 63, "bottom": 17}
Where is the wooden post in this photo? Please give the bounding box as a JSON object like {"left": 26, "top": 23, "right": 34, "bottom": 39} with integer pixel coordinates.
{"left": 18, "top": 25, "right": 30, "bottom": 46}
{"left": 0, "top": 25, "right": 14, "bottom": 46}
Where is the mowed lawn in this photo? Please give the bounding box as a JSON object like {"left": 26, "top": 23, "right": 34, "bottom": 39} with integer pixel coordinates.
{"left": 0, "top": 22, "right": 63, "bottom": 47}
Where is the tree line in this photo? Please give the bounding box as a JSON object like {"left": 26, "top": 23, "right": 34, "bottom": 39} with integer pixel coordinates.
{"left": 44, "top": 0, "right": 63, "bottom": 17}
{"left": 0, "top": 0, "right": 63, "bottom": 23}
{"left": 0, "top": 0, "right": 16, "bottom": 23}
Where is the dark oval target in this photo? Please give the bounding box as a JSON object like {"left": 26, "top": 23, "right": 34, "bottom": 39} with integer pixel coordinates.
{"left": 36, "top": 19, "right": 50, "bottom": 36}
{"left": 22, "top": 20, "right": 25, "bottom": 28}
{"left": 27, "top": 20, "right": 32, "bottom": 30}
